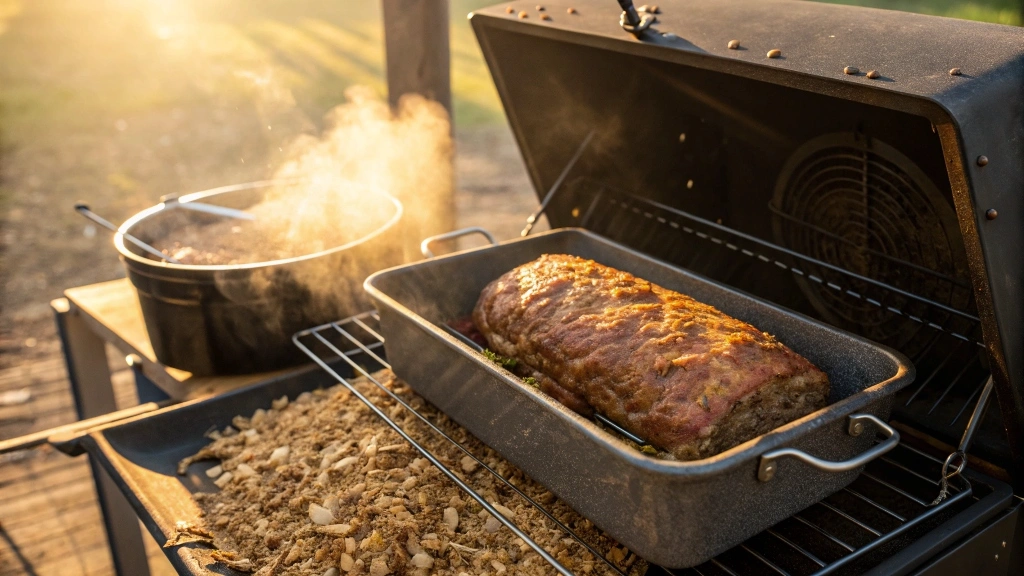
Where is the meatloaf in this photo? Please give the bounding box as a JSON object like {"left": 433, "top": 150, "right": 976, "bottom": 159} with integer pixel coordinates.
{"left": 472, "top": 254, "right": 830, "bottom": 460}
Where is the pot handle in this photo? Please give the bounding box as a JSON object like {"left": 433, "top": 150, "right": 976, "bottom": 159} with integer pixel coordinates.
{"left": 757, "top": 414, "right": 899, "bottom": 482}
{"left": 421, "top": 227, "right": 498, "bottom": 258}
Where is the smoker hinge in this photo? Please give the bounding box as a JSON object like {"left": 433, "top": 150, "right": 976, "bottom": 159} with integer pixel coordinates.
{"left": 617, "top": 0, "right": 654, "bottom": 37}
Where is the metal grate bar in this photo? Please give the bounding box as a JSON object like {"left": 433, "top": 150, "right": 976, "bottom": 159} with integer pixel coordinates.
{"left": 738, "top": 544, "right": 791, "bottom": 575}
{"left": 295, "top": 313, "right": 625, "bottom": 576}
{"left": 792, "top": 514, "right": 857, "bottom": 552}
{"left": 903, "top": 350, "right": 957, "bottom": 407}
{"left": 297, "top": 314, "right": 974, "bottom": 576}
{"left": 709, "top": 559, "right": 741, "bottom": 576}
{"left": 950, "top": 376, "right": 990, "bottom": 426}
{"left": 843, "top": 487, "right": 907, "bottom": 523}
{"left": 765, "top": 528, "right": 827, "bottom": 568}
{"left": 859, "top": 471, "right": 932, "bottom": 507}
{"left": 815, "top": 501, "right": 882, "bottom": 537}
{"left": 928, "top": 358, "right": 977, "bottom": 415}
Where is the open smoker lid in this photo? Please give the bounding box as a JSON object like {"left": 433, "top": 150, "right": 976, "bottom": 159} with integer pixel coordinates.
{"left": 471, "top": 0, "right": 1024, "bottom": 483}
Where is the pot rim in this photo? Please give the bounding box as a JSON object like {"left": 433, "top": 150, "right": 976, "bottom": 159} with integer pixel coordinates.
{"left": 115, "top": 179, "right": 404, "bottom": 272}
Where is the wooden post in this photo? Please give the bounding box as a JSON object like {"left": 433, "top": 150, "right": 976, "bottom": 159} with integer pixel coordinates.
{"left": 382, "top": 0, "right": 456, "bottom": 256}
{"left": 382, "top": 0, "right": 452, "bottom": 117}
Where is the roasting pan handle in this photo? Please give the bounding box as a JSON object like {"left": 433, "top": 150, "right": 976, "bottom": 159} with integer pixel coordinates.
{"left": 757, "top": 414, "right": 899, "bottom": 482}
{"left": 421, "top": 227, "right": 497, "bottom": 258}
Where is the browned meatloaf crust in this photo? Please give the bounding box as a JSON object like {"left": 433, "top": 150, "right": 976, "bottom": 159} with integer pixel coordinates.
{"left": 472, "top": 254, "right": 830, "bottom": 460}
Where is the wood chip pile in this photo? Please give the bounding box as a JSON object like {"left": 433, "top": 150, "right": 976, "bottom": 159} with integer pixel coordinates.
{"left": 182, "top": 370, "right": 647, "bottom": 576}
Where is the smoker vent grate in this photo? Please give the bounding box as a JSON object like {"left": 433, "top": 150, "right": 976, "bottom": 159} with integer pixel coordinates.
{"left": 770, "top": 133, "right": 973, "bottom": 359}
{"left": 296, "top": 313, "right": 976, "bottom": 576}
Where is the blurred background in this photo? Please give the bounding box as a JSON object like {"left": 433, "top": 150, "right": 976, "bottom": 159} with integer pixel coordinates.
{"left": 0, "top": 1, "right": 1021, "bottom": 574}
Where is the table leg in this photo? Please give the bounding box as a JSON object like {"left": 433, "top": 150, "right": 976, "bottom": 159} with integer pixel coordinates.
{"left": 53, "top": 298, "right": 152, "bottom": 576}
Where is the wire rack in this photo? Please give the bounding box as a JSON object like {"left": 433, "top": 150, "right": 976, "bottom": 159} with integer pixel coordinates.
{"left": 295, "top": 312, "right": 977, "bottom": 576}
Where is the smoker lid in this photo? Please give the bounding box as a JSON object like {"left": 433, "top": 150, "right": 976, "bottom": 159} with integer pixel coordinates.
{"left": 471, "top": 0, "right": 1024, "bottom": 111}
{"left": 471, "top": 0, "right": 1024, "bottom": 482}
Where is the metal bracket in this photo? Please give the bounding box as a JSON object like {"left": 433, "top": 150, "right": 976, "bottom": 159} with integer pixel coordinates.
{"left": 758, "top": 413, "right": 899, "bottom": 482}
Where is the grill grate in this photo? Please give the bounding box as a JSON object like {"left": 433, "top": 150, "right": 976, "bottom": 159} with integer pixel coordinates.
{"left": 296, "top": 313, "right": 976, "bottom": 576}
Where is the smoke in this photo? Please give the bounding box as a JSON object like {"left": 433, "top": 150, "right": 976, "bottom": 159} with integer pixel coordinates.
{"left": 268, "top": 85, "right": 453, "bottom": 260}
{"left": 140, "top": 85, "right": 456, "bottom": 352}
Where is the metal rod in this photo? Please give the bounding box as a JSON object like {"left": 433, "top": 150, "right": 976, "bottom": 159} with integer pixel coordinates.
{"left": 739, "top": 544, "right": 791, "bottom": 576}
{"left": 927, "top": 358, "right": 976, "bottom": 415}
{"left": 593, "top": 413, "right": 648, "bottom": 446}
{"left": 522, "top": 131, "right": 595, "bottom": 236}
{"left": 957, "top": 376, "right": 995, "bottom": 454}
{"left": 765, "top": 528, "right": 827, "bottom": 568}
{"left": 815, "top": 501, "right": 882, "bottom": 537}
{"left": 74, "top": 203, "right": 180, "bottom": 264}
{"left": 767, "top": 203, "right": 969, "bottom": 287}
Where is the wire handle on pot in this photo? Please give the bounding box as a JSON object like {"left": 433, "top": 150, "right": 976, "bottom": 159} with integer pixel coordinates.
{"left": 74, "top": 203, "right": 181, "bottom": 264}
{"left": 420, "top": 227, "right": 497, "bottom": 258}
{"left": 757, "top": 414, "right": 899, "bottom": 482}
{"left": 929, "top": 375, "right": 994, "bottom": 505}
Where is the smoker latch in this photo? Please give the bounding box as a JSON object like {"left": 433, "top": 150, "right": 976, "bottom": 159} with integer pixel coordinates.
{"left": 617, "top": 0, "right": 654, "bottom": 37}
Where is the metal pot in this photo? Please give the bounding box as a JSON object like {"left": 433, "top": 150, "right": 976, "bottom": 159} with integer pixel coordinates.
{"left": 115, "top": 180, "right": 404, "bottom": 376}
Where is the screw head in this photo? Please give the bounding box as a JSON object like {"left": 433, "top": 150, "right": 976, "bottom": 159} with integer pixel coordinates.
{"left": 767, "top": 49, "right": 782, "bottom": 59}
{"left": 977, "top": 155, "right": 989, "bottom": 166}
{"left": 759, "top": 463, "right": 776, "bottom": 481}
{"left": 728, "top": 39, "right": 741, "bottom": 49}
{"left": 986, "top": 209, "right": 998, "bottom": 220}
{"left": 866, "top": 70, "right": 881, "bottom": 79}
{"left": 843, "top": 66, "right": 860, "bottom": 75}
{"left": 950, "top": 67, "right": 962, "bottom": 76}
{"left": 851, "top": 421, "right": 864, "bottom": 436}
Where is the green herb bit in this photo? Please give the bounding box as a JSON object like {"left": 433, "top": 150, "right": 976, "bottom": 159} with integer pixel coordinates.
{"left": 482, "top": 349, "right": 518, "bottom": 370}
{"left": 640, "top": 445, "right": 658, "bottom": 455}
{"left": 522, "top": 376, "right": 538, "bottom": 388}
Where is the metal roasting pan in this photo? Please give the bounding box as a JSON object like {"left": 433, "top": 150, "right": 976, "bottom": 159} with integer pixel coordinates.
{"left": 364, "top": 227, "right": 917, "bottom": 568}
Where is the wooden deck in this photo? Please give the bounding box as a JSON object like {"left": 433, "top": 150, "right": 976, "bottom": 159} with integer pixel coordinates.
{"left": 0, "top": 356, "right": 175, "bottom": 576}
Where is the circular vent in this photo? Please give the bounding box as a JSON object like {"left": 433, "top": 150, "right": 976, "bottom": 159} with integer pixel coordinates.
{"left": 772, "top": 133, "right": 971, "bottom": 354}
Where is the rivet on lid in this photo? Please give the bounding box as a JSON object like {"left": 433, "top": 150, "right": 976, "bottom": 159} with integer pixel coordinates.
{"left": 986, "top": 209, "right": 998, "bottom": 220}
{"left": 977, "top": 155, "right": 989, "bottom": 167}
